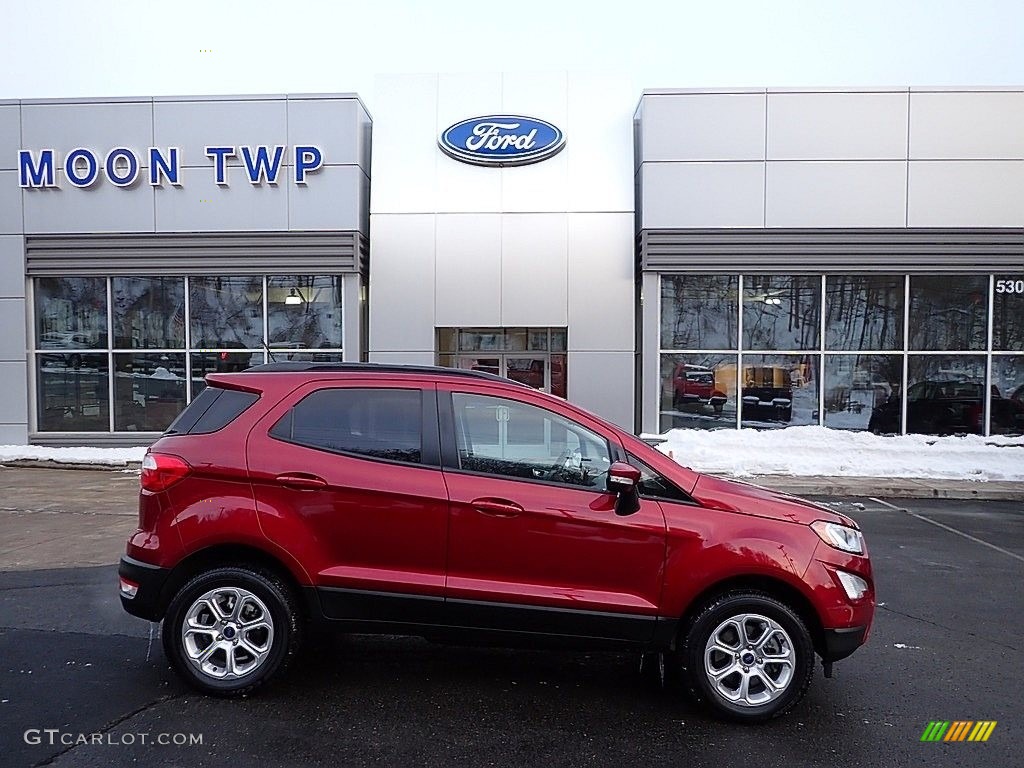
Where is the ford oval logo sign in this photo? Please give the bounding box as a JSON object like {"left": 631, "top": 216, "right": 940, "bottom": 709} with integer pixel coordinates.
{"left": 439, "top": 115, "right": 566, "bottom": 167}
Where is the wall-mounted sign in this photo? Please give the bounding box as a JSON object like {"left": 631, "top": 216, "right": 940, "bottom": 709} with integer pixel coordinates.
{"left": 439, "top": 116, "right": 565, "bottom": 167}
{"left": 17, "top": 145, "right": 324, "bottom": 188}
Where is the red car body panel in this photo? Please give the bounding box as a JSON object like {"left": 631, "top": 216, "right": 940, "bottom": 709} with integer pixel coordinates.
{"left": 246, "top": 379, "right": 449, "bottom": 597}
{"left": 443, "top": 470, "right": 667, "bottom": 615}
{"left": 121, "top": 366, "right": 874, "bottom": 663}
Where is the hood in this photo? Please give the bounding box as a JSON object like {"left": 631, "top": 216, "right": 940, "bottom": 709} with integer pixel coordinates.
{"left": 690, "top": 474, "right": 858, "bottom": 528}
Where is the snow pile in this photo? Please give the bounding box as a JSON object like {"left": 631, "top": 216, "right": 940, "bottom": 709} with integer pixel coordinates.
{"left": 0, "top": 445, "right": 147, "bottom": 467}
{"left": 653, "top": 426, "right": 1024, "bottom": 481}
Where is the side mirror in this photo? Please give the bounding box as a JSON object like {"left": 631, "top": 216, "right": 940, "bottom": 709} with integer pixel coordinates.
{"left": 608, "top": 461, "right": 641, "bottom": 491}
{"left": 607, "top": 462, "right": 642, "bottom": 516}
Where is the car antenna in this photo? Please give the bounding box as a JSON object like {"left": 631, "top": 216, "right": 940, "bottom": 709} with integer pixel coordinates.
{"left": 262, "top": 340, "right": 279, "bottom": 363}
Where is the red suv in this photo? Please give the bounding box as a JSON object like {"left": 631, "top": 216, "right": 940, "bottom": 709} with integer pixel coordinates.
{"left": 119, "top": 363, "right": 873, "bottom": 722}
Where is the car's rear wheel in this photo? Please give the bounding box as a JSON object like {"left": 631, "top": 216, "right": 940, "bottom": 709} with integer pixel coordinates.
{"left": 677, "top": 591, "right": 814, "bottom": 722}
{"left": 162, "top": 566, "right": 301, "bottom": 696}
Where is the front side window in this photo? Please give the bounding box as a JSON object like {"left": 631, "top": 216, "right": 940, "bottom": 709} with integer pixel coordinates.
{"left": 271, "top": 388, "right": 422, "bottom": 464}
{"left": 451, "top": 393, "right": 611, "bottom": 490}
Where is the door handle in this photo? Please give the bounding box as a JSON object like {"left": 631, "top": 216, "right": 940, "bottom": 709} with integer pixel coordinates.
{"left": 470, "top": 498, "right": 523, "bottom": 518}
{"left": 275, "top": 473, "right": 328, "bottom": 490}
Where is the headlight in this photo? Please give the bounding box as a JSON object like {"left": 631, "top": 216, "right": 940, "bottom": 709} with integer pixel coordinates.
{"left": 811, "top": 521, "right": 865, "bottom": 555}
{"left": 835, "top": 570, "right": 870, "bottom": 600}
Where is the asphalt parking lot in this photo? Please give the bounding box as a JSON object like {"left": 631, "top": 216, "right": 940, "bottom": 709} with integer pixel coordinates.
{"left": 1, "top": 475, "right": 1021, "bottom": 767}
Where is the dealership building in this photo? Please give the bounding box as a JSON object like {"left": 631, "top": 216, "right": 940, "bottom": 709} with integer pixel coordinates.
{"left": 1, "top": 77, "right": 1022, "bottom": 445}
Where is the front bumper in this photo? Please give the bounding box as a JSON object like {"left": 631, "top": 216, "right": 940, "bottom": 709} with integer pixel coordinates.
{"left": 118, "top": 555, "right": 171, "bottom": 621}
{"left": 821, "top": 625, "right": 868, "bottom": 662}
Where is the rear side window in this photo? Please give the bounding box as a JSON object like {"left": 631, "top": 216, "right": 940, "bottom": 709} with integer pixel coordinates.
{"left": 270, "top": 388, "right": 422, "bottom": 464}
{"left": 165, "top": 386, "right": 259, "bottom": 435}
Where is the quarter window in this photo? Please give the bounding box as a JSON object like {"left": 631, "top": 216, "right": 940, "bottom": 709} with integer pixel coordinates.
{"left": 451, "top": 393, "right": 611, "bottom": 490}
{"left": 627, "top": 454, "right": 691, "bottom": 504}
{"left": 271, "top": 388, "right": 423, "bottom": 464}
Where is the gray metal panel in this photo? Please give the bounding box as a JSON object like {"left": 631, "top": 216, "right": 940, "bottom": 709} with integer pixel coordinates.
{"left": 0, "top": 104, "right": 20, "bottom": 171}
{"left": 0, "top": 236, "right": 26, "bottom": 297}
{"left": 0, "top": 170, "right": 22, "bottom": 234}
{"left": 639, "top": 229, "right": 1024, "bottom": 273}
{"left": 25, "top": 231, "right": 362, "bottom": 276}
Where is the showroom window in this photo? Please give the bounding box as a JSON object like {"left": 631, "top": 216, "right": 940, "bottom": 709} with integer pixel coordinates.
{"left": 659, "top": 274, "right": 1024, "bottom": 436}
{"left": 33, "top": 275, "right": 345, "bottom": 433}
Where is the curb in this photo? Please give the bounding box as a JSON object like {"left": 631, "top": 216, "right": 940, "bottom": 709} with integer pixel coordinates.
{"left": 1, "top": 459, "right": 140, "bottom": 472}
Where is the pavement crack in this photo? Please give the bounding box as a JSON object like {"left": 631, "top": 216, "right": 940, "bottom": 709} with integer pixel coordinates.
{"left": 31, "top": 693, "right": 181, "bottom": 768}
{"left": 879, "top": 604, "right": 1020, "bottom": 652}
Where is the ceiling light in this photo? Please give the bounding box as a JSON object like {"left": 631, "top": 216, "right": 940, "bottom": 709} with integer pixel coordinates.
{"left": 285, "top": 288, "right": 302, "bottom": 305}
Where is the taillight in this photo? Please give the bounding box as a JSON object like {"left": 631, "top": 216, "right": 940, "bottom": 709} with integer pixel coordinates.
{"left": 140, "top": 452, "right": 192, "bottom": 492}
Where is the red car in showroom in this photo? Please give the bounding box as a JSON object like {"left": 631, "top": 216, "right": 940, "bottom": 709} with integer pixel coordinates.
{"left": 668, "top": 363, "right": 728, "bottom": 413}
{"left": 119, "top": 363, "right": 873, "bottom": 722}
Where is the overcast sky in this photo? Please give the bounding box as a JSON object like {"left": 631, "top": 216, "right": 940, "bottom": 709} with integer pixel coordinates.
{"left": 2, "top": 0, "right": 1022, "bottom": 103}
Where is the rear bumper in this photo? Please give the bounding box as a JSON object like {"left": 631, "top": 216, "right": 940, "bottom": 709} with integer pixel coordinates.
{"left": 821, "top": 625, "right": 868, "bottom": 662}
{"left": 118, "top": 555, "right": 170, "bottom": 621}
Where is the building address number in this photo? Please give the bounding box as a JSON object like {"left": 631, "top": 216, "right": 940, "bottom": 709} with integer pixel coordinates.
{"left": 995, "top": 279, "right": 1024, "bottom": 294}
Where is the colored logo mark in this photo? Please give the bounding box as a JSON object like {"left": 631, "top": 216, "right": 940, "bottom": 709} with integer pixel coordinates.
{"left": 439, "top": 115, "right": 566, "bottom": 167}
{"left": 920, "top": 721, "right": 997, "bottom": 742}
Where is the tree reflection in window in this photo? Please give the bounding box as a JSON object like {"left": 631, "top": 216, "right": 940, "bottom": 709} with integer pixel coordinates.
{"left": 742, "top": 276, "right": 821, "bottom": 351}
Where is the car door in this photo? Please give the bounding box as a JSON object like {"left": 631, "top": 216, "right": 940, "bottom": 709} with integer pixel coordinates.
{"left": 438, "top": 385, "right": 667, "bottom": 643}
{"left": 247, "top": 380, "right": 449, "bottom": 625}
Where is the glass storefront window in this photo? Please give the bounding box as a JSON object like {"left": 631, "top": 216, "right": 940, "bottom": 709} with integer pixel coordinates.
{"left": 659, "top": 354, "right": 737, "bottom": 432}
{"left": 740, "top": 354, "right": 819, "bottom": 428}
{"left": 35, "top": 274, "right": 344, "bottom": 433}
{"left": 190, "top": 351, "right": 262, "bottom": 396}
{"left": 36, "top": 353, "right": 109, "bottom": 431}
{"left": 113, "top": 353, "right": 187, "bottom": 432}
{"left": 35, "top": 277, "right": 107, "bottom": 350}
{"left": 112, "top": 277, "right": 185, "bottom": 349}
{"left": 189, "top": 276, "right": 264, "bottom": 349}
{"left": 906, "top": 355, "right": 986, "bottom": 435}
{"left": 824, "top": 354, "right": 903, "bottom": 432}
{"left": 661, "top": 275, "right": 737, "bottom": 350}
{"left": 825, "top": 276, "right": 904, "bottom": 351}
{"left": 267, "top": 276, "right": 343, "bottom": 350}
{"left": 743, "top": 276, "right": 821, "bottom": 351}
{"left": 909, "top": 276, "right": 988, "bottom": 351}
{"left": 992, "top": 275, "right": 1024, "bottom": 351}
{"left": 991, "top": 355, "right": 1024, "bottom": 435}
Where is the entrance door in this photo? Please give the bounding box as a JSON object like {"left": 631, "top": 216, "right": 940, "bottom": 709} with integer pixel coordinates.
{"left": 438, "top": 328, "right": 567, "bottom": 398}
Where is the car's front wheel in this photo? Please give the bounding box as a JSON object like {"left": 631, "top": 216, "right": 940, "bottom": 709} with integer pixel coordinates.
{"left": 162, "top": 566, "right": 301, "bottom": 696}
{"left": 677, "top": 591, "right": 814, "bottom": 722}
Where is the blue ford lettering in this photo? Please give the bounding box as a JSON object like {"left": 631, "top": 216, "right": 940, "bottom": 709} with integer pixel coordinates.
{"left": 439, "top": 115, "right": 566, "bottom": 166}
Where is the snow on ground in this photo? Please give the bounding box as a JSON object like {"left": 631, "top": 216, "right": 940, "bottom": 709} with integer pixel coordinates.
{"left": 0, "top": 445, "right": 147, "bottom": 467}
{"left": 652, "top": 425, "right": 1024, "bottom": 481}
{"left": 2, "top": 426, "right": 1023, "bottom": 481}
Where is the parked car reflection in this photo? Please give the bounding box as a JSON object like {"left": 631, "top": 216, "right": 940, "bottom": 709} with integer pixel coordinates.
{"left": 869, "top": 379, "right": 1024, "bottom": 435}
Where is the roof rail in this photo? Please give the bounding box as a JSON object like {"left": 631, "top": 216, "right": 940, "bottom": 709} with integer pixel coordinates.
{"left": 242, "top": 361, "right": 528, "bottom": 386}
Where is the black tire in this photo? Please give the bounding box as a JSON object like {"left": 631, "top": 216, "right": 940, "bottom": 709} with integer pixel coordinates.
{"left": 162, "top": 566, "right": 301, "bottom": 697}
{"left": 676, "top": 591, "right": 814, "bottom": 723}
